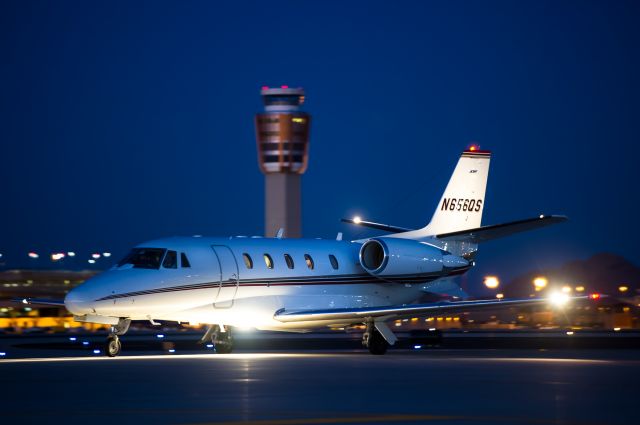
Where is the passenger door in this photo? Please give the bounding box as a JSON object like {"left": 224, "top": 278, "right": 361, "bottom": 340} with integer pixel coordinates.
{"left": 211, "top": 245, "right": 239, "bottom": 309}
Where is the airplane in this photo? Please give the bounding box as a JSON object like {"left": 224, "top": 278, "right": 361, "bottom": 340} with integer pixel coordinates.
{"left": 22, "top": 147, "right": 587, "bottom": 357}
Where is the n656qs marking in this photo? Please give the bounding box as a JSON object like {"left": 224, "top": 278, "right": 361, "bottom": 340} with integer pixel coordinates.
{"left": 441, "top": 198, "right": 482, "bottom": 212}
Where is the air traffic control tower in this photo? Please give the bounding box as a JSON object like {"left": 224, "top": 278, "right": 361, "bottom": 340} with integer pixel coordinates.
{"left": 255, "top": 86, "right": 310, "bottom": 238}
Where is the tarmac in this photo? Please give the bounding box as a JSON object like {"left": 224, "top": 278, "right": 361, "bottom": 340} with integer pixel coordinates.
{"left": 0, "top": 332, "right": 638, "bottom": 425}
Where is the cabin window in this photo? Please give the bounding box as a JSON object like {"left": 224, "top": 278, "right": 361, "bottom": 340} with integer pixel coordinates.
{"left": 180, "top": 253, "right": 191, "bottom": 268}
{"left": 118, "top": 248, "right": 166, "bottom": 269}
{"left": 242, "top": 253, "right": 253, "bottom": 269}
{"left": 162, "top": 250, "right": 177, "bottom": 269}
{"left": 304, "top": 254, "right": 314, "bottom": 270}
{"left": 284, "top": 254, "right": 294, "bottom": 269}
{"left": 264, "top": 253, "right": 274, "bottom": 269}
{"left": 329, "top": 254, "right": 339, "bottom": 270}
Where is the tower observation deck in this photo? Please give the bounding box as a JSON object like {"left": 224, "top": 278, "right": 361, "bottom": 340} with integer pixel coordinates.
{"left": 255, "top": 87, "right": 311, "bottom": 238}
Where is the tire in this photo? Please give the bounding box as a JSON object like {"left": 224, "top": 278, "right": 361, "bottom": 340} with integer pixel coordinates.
{"left": 106, "top": 336, "right": 121, "bottom": 357}
{"left": 215, "top": 343, "right": 233, "bottom": 354}
{"left": 368, "top": 330, "right": 388, "bottom": 355}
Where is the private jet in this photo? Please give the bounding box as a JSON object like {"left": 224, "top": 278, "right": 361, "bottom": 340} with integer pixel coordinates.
{"left": 23, "top": 147, "right": 582, "bottom": 356}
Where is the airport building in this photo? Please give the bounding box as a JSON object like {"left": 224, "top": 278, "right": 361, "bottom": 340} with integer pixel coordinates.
{"left": 255, "top": 86, "right": 310, "bottom": 238}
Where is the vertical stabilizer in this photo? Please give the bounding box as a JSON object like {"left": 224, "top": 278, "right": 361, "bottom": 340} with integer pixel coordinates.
{"left": 392, "top": 148, "right": 491, "bottom": 239}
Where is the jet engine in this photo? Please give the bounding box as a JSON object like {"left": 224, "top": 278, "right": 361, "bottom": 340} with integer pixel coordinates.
{"left": 358, "top": 238, "right": 468, "bottom": 277}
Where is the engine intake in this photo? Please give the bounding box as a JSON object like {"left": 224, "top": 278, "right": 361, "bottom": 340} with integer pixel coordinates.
{"left": 358, "top": 238, "right": 448, "bottom": 277}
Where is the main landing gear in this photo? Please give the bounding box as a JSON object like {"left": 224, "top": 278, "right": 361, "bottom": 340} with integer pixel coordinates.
{"left": 200, "top": 324, "right": 234, "bottom": 354}
{"left": 105, "top": 318, "right": 130, "bottom": 357}
{"left": 362, "top": 320, "right": 397, "bottom": 355}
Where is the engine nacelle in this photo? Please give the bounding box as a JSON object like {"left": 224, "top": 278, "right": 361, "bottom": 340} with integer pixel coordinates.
{"left": 358, "top": 238, "right": 447, "bottom": 276}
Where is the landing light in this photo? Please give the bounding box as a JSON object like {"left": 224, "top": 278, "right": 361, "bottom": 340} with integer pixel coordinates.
{"left": 353, "top": 216, "right": 362, "bottom": 224}
{"left": 549, "top": 292, "right": 569, "bottom": 307}
{"left": 484, "top": 276, "right": 500, "bottom": 289}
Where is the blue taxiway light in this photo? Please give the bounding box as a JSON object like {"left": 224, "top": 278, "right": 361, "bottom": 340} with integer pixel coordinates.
{"left": 0, "top": 352, "right": 6, "bottom": 356}
{"left": 414, "top": 345, "right": 422, "bottom": 349}
{"left": 206, "top": 344, "right": 214, "bottom": 348}
{"left": 69, "top": 337, "right": 77, "bottom": 341}
{"left": 92, "top": 349, "right": 101, "bottom": 354}
{"left": 82, "top": 341, "right": 89, "bottom": 346}
{"left": 168, "top": 349, "right": 175, "bottom": 353}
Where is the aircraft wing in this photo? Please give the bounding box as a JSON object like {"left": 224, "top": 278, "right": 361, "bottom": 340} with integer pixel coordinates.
{"left": 435, "top": 215, "right": 568, "bottom": 243}
{"left": 274, "top": 295, "right": 588, "bottom": 323}
{"left": 13, "top": 297, "right": 66, "bottom": 307}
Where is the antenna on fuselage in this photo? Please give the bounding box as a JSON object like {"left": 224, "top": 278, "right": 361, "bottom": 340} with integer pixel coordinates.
{"left": 276, "top": 228, "right": 285, "bottom": 239}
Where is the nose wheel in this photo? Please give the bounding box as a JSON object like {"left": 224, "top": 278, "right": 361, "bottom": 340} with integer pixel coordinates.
{"left": 104, "top": 318, "right": 130, "bottom": 357}
{"left": 106, "top": 335, "right": 121, "bottom": 357}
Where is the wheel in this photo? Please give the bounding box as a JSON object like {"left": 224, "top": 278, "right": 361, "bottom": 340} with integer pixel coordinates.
{"left": 106, "top": 335, "right": 121, "bottom": 357}
{"left": 214, "top": 328, "right": 233, "bottom": 354}
{"left": 367, "top": 330, "right": 388, "bottom": 355}
{"left": 215, "top": 342, "right": 233, "bottom": 354}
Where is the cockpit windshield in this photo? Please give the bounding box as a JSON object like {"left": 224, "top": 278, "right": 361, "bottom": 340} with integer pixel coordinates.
{"left": 117, "top": 248, "right": 167, "bottom": 269}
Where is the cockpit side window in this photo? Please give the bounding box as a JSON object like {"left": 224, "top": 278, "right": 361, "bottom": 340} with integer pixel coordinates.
{"left": 180, "top": 252, "right": 191, "bottom": 268}
{"left": 118, "top": 248, "right": 166, "bottom": 269}
{"left": 162, "top": 250, "right": 177, "bottom": 269}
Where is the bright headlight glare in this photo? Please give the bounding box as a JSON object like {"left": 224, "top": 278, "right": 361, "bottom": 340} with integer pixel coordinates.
{"left": 549, "top": 292, "right": 570, "bottom": 307}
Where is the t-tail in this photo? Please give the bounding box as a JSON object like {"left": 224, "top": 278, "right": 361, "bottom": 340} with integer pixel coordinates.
{"left": 389, "top": 147, "right": 566, "bottom": 258}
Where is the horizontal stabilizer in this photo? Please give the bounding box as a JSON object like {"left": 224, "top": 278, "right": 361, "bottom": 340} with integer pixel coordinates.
{"left": 13, "top": 297, "right": 65, "bottom": 307}
{"left": 435, "top": 215, "right": 568, "bottom": 243}
{"left": 274, "top": 295, "right": 589, "bottom": 323}
{"left": 341, "top": 218, "right": 413, "bottom": 233}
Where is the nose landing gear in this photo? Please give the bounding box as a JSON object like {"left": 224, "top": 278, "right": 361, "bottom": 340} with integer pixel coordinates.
{"left": 200, "top": 324, "right": 234, "bottom": 354}
{"left": 105, "top": 318, "right": 130, "bottom": 357}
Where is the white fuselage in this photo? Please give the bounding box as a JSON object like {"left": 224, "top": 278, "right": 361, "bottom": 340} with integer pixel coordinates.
{"left": 64, "top": 236, "right": 468, "bottom": 331}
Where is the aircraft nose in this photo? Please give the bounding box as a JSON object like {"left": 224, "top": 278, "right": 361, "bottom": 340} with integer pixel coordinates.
{"left": 64, "top": 285, "right": 93, "bottom": 315}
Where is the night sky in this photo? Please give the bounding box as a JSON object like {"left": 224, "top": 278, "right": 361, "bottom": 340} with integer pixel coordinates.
{"left": 1, "top": 1, "right": 638, "bottom": 294}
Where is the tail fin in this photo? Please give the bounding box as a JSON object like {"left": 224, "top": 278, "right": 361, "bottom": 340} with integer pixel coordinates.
{"left": 393, "top": 148, "right": 491, "bottom": 239}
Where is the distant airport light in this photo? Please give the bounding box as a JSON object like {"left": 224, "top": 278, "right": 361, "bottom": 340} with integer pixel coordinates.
{"left": 575, "top": 286, "right": 585, "bottom": 292}
{"left": 69, "top": 337, "right": 77, "bottom": 341}
{"left": 533, "top": 277, "right": 548, "bottom": 291}
{"left": 206, "top": 344, "right": 214, "bottom": 348}
{"left": 353, "top": 216, "right": 362, "bottom": 224}
{"left": 88, "top": 259, "right": 96, "bottom": 264}
{"left": 496, "top": 293, "right": 504, "bottom": 299}
{"left": 613, "top": 327, "right": 621, "bottom": 332}
{"left": 92, "top": 253, "right": 101, "bottom": 259}
{"left": 561, "top": 285, "right": 572, "bottom": 294}
{"left": 281, "top": 85, "right": 289, "bottom": 89}
{"left": 618, "top": 285, "right": 628, "bottom": 293}
{"left": 28, "top": 252, "right": 39, "bottom": 259}
{"left": 261, "top": 86, "right": 269, "bottom": 90}
{"left": 51, "top": 253, "right": 65, "bottom": 261}
{"left": 566, "top": 331, "right": 574, "bottom": 335}
{"left": 103, "top": 252, "right": 112, "bottom": 257}
{"left": 67, "top": 251, "right": 76, "bottom": 257}
{"left": 168, "top": 349, "right": 176, "bottom": 353}
{"left": 483, "top": 276, "right": 500, "bottom": 289}
{"left": 0, "top": 352, "right": 6, "bottom": 356}
{"left": 413, "top": 345, "right": 422, "bottom": 350}
{"left": 549, "top": 292, "right": 569, "bottom": 307}
{"left": 82, "top": 341, "right": 89, "bottom": 346}
{"left": 156, "top": 334, "right": 165, "bottom": 339}
{"left": 0, "top": 253, "right": 3, "bottom": 258}
{"left": 92, "top": 349, "right": 101, "bottom": 355}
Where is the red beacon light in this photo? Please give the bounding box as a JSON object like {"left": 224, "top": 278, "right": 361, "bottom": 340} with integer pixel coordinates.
{"left": 468, "top": 144, "right": 479, "bottom": 152}
{"left": 281, "top": 85, "right": 289, "bottom": 89}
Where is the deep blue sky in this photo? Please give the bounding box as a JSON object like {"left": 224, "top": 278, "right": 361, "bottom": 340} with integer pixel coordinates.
{"left": 1, "top": 1, "right": 638, "bottom": 293}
